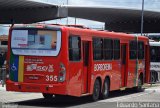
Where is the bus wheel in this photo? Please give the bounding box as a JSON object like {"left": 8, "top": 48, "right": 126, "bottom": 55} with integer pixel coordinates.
{"left": 42, "top": 93, "right": 53, "bottom": 99}
{"left": 92, "top": 79, "right": 100, "bottom": 101}
{"left": 151, "top": 75, "right": 156, "bottom": 83}
{"left": 136, "top": 77, "right": 144, "bottom": 92}
{"left": 101, "top": 78, "right": 109, "bottom": 99}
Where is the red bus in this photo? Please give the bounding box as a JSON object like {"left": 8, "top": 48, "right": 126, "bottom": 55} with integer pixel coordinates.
{"left": 6, "top": 24, "right": 150, "bottom": 101}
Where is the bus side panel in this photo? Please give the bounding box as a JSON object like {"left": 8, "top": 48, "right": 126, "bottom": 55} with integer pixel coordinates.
{"left": 145, "top": 45, "right": 150, "bottom": 83}
{"left": 67, "top": 62, "right": 83, "bottom": 96}
{"left": 110, "top": 61, "right": 121, "bottom": 90}
{"left": 91, "top": 60, "right": 121, "bottom": 91}
{"left": 127, "top": 60, "right": 137, "bottom": 87}
{"left": 138, "top": 59, "right": 146, "bottom": 81}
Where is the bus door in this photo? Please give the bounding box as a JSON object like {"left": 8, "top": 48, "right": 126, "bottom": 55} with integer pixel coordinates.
{"left": 82, "top": 41, "right": 89, "bottom": 93}
{"left": 121, "top": 44, "right": 127, "bottom": 87}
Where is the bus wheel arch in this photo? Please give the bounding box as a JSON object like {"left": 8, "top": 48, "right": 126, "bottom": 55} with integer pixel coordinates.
{"left": 91, "top": 77, "right": 102, "bottom": 101}
{"left": 136, "top": 72, "right": 144, "bottom": 92}
{"left": 42, "top": 93, "right": 53, "bottom": 99}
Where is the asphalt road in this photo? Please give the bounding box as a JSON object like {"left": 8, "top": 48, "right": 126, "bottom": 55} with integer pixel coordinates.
{"left": 0, "top": 84, "right": 160, "bottom": 108}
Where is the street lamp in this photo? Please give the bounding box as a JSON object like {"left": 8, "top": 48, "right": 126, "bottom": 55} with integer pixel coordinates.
{"left": 141, "top": 0, "right": 144, "bottom": 35}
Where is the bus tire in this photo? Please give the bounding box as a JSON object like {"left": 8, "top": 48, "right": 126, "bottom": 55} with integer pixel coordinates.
{"left": 92, "top": 79, "right": 100, "bottom": 101}
{"left": 150, "top": 71, "right": 156, "bottom": 83}
{"left": 151, "top": 75, "right": 156, "bottom": 83}
{"left": 101, "top": 78, "right": 109, "bottom": 99}
{"left": 135, "top": 76, "right": 144, "bottom": 92}
{"left": 55, "top": 95, "right": 65, "bottom": 99}
{"left": 42, "top": 93, "right": 53, "bottom": 99}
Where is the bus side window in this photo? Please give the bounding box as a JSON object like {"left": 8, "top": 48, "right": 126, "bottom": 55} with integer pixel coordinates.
{"left": 113, "top": 39, "right": 120, "bottom": 60}
{"left": 129, "top": 41, "right": 137, "bottom": 59}
{"left": 93, "top": 38, "right": 103, "bottom": 60}
{"left": 69, "top": 36, "right": 81, "bottom": 61}
{"left": 138, "top": 41, "right": 144, "bottom": 59}
{"left": 104, "top": 38, "right": 113, "bottom": 60}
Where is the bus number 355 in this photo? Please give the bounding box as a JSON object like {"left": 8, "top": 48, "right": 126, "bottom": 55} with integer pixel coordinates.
{"left": 46, "top": 75, "right": 58, "bottom": 82}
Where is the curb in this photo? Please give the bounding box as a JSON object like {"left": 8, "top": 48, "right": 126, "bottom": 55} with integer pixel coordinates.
{"left": 145, "top": 89, "right": 160, "bottom": 93}
{"left": 143, "top": 83, "right": 160, "bottom": 89}
{"left": 144, "top": 86, "right": 160, "bottom": 93}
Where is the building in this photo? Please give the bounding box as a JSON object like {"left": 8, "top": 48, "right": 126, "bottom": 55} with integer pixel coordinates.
{"left": 0, "top": 35, "right": 8, "bottom": 53}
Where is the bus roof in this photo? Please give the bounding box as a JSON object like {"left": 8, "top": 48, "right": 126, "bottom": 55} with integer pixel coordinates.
{"left": 12, "top": 24, "right": 148, "bottom": 40}
{"left": 149, "top": 41, "right": 160, "bottom": 46}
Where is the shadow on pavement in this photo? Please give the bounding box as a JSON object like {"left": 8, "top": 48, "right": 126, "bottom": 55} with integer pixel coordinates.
{"left": 13, "top": 89, "right": 139, "bottom": 108}
{"left": 15, "top": 96, "right": 93, "bottom": 107}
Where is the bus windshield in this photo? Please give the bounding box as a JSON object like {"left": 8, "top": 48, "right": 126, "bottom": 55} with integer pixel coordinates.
{"left": 150, "top": 46, "right": 160, "bottom": 62}
{"left": 11, "top": 29, "right": 61, "bottom": 56}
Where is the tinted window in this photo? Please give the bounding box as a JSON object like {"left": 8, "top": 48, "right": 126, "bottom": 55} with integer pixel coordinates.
{"left": 130, "top": 41, "right": 137, "bottom": 59}
{"left": 93, "top": 38, "right": 103, "bottom": 60}
{"left": 104, "top": 39, "right": 113, "bottom": 60}
{"left": 69, "top": 36, "right": 81, "bottom": 61}
{"left": 138, "top": 42, "right": 144, "bottom": 59}
{"left": 113, "top": 40, "right": 120, "bottom": 60}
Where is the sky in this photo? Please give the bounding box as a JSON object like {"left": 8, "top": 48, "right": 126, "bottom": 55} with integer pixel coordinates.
{"left": 1, "top": 0, "right": 160, "bottom": 35}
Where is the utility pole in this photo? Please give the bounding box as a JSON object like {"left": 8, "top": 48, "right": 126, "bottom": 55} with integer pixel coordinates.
{"left": 141, "top": 0, "right": 144, "bottom": 36}
{"left": 75, "top": 18, "right": 77, "bottom": 25}
{"left": 67, "top": 0, "right": 68, "bottom": 25}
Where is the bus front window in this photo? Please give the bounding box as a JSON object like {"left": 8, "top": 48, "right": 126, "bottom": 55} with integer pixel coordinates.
{"left": 11, "top": 29, "right": 61, "bottom": 56}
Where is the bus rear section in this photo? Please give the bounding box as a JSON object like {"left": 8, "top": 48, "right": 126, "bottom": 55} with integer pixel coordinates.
{"left": 150, "top": 41, "right": 160, "bottom": 83}
{"left": 6, "top": 26, "right": 69, "bottom": 95}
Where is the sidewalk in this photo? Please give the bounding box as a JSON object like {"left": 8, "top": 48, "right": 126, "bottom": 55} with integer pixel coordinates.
{"left": 0, "top": 85, "right": 6, "bottom": 91}
{"left": 144, "top": 83, "right": 160, "bottom": 93}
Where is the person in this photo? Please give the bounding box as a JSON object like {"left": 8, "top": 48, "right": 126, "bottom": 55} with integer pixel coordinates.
{"left": 0, "top": 54, "right": 4, "bottom": 68}
{"left": 0, "top": 53, "right": 3, "bottom": 82}
{"left": 3, "top": 52, "right": 7, "bottom": 65}
{"left": 51, "top": 41, "right": 57, "bottom": 49}
{"left": 0, "top": 51, "right": 6, "bottom": 67}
